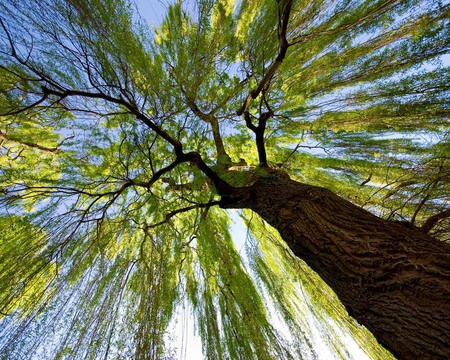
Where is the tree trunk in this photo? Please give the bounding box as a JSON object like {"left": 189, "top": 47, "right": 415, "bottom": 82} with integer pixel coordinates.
{"left": 221, "top": 175, "right": 450, "bottom": 360}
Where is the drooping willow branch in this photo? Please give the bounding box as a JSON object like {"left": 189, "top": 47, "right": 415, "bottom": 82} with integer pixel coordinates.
{"left": 0, "top": 130, "right": 59, "bottom": 153}
{"left": 0, "top": 130, "right": 76, "bottom": 154}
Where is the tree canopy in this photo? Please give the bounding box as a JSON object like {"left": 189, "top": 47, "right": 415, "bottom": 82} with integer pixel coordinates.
{"left": 0, "top": 0, "right": 449, "bottom": 359}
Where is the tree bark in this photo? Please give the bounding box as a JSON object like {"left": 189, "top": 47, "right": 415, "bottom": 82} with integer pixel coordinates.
{"left": 221, "top": 175, "right": 450, "bottom": 360}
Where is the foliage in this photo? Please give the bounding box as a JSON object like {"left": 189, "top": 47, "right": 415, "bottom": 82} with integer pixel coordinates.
{"left": 0, "top": 0, "right": 449, "bottom": 358}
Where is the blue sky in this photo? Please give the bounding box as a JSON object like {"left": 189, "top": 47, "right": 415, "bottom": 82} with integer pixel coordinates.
{"left": 135, "top": 0, "right": 167, "bottom": 27}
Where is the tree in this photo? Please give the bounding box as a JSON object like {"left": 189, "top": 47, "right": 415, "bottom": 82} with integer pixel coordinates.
{"left": 1, "top": 0, "right": 449, "bottom": 358}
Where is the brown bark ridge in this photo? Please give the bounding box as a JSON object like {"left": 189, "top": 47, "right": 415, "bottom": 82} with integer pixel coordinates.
{"left": 220, "top": 174, "right": 450, "bottom": 360}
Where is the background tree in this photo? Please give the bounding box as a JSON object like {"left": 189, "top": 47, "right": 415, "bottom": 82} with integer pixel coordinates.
{"left": 1, "top": 0, "right": 449, "bottom": 359}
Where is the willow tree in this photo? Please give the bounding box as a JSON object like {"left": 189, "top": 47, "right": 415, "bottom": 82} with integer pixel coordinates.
{"left": 1, "top": 0, "right": 449, "bottom": 359}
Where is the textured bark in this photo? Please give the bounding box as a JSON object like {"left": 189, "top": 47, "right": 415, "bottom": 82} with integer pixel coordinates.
{"left": 221, "top": 175, "right": 450, "bottom": 360}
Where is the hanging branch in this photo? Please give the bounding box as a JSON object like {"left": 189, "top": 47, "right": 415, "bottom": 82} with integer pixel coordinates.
{"left": 411, "top": 167, "right": 442, "bottom": 225}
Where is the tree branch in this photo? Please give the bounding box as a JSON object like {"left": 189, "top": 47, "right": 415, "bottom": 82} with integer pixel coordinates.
{"left": 0, "top": 94, "right": 49, "bottom": 116}
{"left": 133, "top": 157, "right": 193, "bottom": 191}
{"left": 41, "top": 85, "right": 185, "bottom": 156}
{"left": 411, "top": 173, "right": 441, "bottom": 225}
{"left": 185, "top": 99, "right": 232, "bottom": 166}
{"left": 236, "top": 0, "right": 293, "bottom": 116}
{"left": 0, "top": 17, "right": 17, "bottom": 58}
{"left": 0, "top": 130, "right": 60, "bottom": 153}
{"left": 145, "top": 201, "right": 221, "bottom": 229}
{"left": 236, "top": 1, "right": 292, "bottom": 166}
{"left": 244, "top": 110, "right": 273, "bottom": 167}
{"left": 2, "top": 19, "right": 236, "bottom": 198}
{"left": 421, "top": 209, "right": 450, "bottom": 233}
{"left": 40, "top": 86, "right": 237, "bottom": 196}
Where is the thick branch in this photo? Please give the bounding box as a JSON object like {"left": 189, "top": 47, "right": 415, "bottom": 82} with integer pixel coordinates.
{"left": 39, "top": 86, "right": 236, "bottom": 196}
{"left": 185, "top": 99, "right": 232, "bottom": 165}
{"left": 209, "top": 116, "right": 232, "bottom": 165}
{"left": 181, "top": 151, "right": 236, "bottom": 195}
{"left": 421, "top": 209, "right": 450, "bottom": 233}
{"left": 41, "top": 86, "right": 184, "bottom": 156}
{"left": 237, "top": 0, "right": 293, "bottom": 116}
{"left": 234, "top": 8, "right": 287, "bottom": 166}
{"left": 244, "top": 110, "right": 272, "bottom": 167}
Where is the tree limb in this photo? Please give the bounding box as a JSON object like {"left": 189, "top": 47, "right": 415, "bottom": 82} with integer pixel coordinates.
{"left": 244, "top": 110, "right": 273, "bottom": 167}
{"left": 0, "top": 94, "right": 49, "bottom": 116}
{"left": 146, "top": 201, "right": 221, "bottom": 229}
{"left": 421, "top": 209, "right": 450, "bottom": 233}
{"left": 2, "top": 19, "right": 236, "bottom": 197}
{"left": 237, "top": 0, "right": 293, "bottom": 116}
{"left": 0, "top": 130, "right": 60, "bottom": 153}
{"left": 185, "top": 99, "right": 232, "bottom": 166}
{"left": 41, "top": 85, "right": 185, "bottom": 156}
